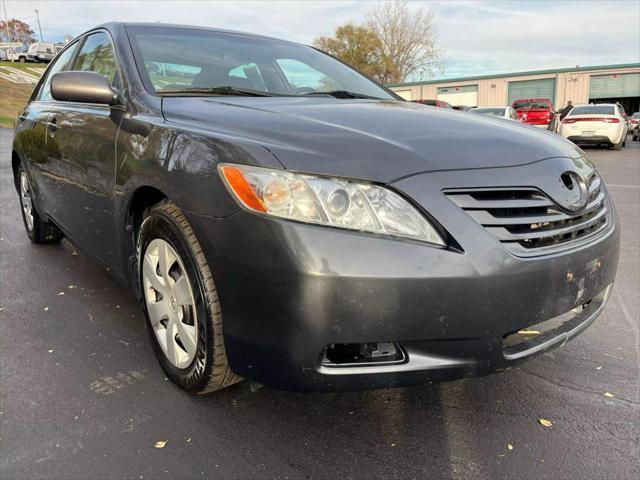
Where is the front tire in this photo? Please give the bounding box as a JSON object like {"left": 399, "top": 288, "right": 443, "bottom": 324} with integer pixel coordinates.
{"left": 137, "top": 201, "right": 240, "bottom": 394}
{"left": 17, "top": 164, "right": 63, "bottom": 244}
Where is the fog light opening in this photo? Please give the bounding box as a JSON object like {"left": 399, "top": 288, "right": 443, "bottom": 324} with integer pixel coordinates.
{"left": 322, "top": 342, "right": 405, "bottom": 367}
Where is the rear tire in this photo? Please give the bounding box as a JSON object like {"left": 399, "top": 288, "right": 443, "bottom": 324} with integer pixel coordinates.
{"left": 17, "top": 164, "right": 63, "bottom": 244}
{"left": 137, "top": 201, "right": 241, "bottom": 394}
{"left": 613, "top": 138, "right": 623, "bottom": 151}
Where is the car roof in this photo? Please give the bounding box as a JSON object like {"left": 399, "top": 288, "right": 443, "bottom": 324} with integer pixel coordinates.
{"left": 572, "top": 103, "right": 617, "bottom": 107}
{"left": 95, "top": 21, "right": 296, "bottom": 44}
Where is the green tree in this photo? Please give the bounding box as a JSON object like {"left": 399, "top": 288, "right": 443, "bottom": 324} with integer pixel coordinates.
{"left": 314, "top": 24, "right": 387, "bottom": 81}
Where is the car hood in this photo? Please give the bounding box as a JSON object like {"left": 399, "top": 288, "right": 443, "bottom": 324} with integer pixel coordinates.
{"left": 162, "top": 97, "right": 584, "bottom": 183}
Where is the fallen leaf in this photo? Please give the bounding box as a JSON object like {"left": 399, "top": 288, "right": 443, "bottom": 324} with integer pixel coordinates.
{"left": 58, "top": 292, "right": 65, "bottom": 296}
{"left": 604, "top": 392, "right": 614, "bottom": 398}
{"left": 154, "top": 440, "right": 168, "bottom": 449}
{"left": 538, "top": 418, "right": 553, "bottom": 428}
{"left": 507, "top": 443, "right": 513, "bottom": 450}
{"left": 518, "top": 329, "right": 541, "bottom": 335}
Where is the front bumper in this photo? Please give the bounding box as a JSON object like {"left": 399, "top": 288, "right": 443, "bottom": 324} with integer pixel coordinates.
{"left": 186, "top": 160, "right": 620, "bottom": 392}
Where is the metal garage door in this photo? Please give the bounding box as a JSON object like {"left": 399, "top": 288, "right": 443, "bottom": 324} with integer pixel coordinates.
{"left": 508, "top": 78, "right": 555, "bottom": 105}
{"left": 589, "top": 73, "right": 640, "bottom": 98}
{"left": 437, "top": 85, "right": 478, "bottom": 107}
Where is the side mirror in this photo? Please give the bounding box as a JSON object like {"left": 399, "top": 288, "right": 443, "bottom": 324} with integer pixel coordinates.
{"left": 51, "top": 71, "right": 119, "bottom": 105}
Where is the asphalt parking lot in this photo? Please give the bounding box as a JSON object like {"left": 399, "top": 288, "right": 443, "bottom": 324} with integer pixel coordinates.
{"left": 0, "top": 128, "right": 638, "bottom": 480}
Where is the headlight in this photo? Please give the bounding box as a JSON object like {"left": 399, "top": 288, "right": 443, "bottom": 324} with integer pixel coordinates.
{"left": 218, "top": 163, "right": 444, "bottom": 245}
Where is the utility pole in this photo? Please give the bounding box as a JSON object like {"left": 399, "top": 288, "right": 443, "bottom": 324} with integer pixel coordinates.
{"left": 2, "top": 0, "right": 12, "bottom": 42}
{"left": 34, "top": 8, "right": 42, "bottom": 41}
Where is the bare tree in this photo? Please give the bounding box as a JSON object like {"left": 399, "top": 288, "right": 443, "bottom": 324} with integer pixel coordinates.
{"left": 368, "top": 0, "right": 443, "bottom": 83}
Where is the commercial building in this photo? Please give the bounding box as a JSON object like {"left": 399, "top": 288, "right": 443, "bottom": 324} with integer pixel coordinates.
{"left": 387, "top": 63, "right": 640, "bottom": 114}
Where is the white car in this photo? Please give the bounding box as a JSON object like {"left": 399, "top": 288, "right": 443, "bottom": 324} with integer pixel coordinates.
{"left": 26, "top": 41, "right": 58, "bottom": 62}
{"left": 470, "top": 106, "right": 520, "bottom": 121}
{"left": 559, "top": 104, "right": 629, "bottom": 150}
{"left": 6, "top": 46, "right": 28, "bottom": 62}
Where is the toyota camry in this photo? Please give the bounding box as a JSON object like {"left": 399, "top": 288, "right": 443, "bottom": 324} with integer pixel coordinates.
{"left": 12, "top": 23, "right": 619, "bottom": 393}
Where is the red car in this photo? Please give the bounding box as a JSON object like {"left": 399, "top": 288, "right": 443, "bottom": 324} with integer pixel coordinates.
{"left": 413, "top": 99, "right": 454, "bottom": 109}
{"left": 512, "top": 98, "right": 556, "bottom": 131}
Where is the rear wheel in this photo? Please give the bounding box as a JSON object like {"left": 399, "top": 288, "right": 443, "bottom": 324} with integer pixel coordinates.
{"left": 17, "top": 164, "right": 63, "bottom": 244}
{"left": 137, "top": 201, "right": 241, "bottom": 394}
{"left": 613, "top": 138, "right": 623, "bottom": 151}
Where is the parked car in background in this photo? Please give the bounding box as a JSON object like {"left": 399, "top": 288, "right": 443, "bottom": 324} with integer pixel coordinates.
{"left": 559, "top": 104, "right": 629, "bottom": 150}
{"left": 6, "top": 45, "right": 28, "bottom": 62}
{"left": 452, "top": 105, "right": 474, "bottom": 112}
{"left": 0, "top": 49, "right": 6, "bottom": 60}
{"left": 470, "top": 106, "right": 520, "bottom": 121}
{"left": 630, "top": 112, "right": 639, "bottom": 141}
{"left": 26, "top": 41, "right": 58, "bottom": 62}
{"left": 412, "top": 99, "right": 454, "bottom": 109}
{"left": 12, "top": 22, "right": 619, "bottom": 394}
{"left": 512, "top": 98, "right": 556, "bottom": 130}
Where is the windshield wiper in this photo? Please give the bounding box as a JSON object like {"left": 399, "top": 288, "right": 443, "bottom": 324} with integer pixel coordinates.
{"left": 300, "top": 90, "right": 383, "bottom": 100}
{"left": 157, "top": 86, "right": 274, "bottom": 97}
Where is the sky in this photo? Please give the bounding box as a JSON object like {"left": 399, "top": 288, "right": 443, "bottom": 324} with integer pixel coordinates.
{"left": 3, "top": 0, "right": 639, "bottom": 82}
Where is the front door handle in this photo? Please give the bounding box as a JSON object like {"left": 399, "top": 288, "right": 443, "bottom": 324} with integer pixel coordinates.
{"left": 47, "top": 114, "right": 58, "bottom": 136}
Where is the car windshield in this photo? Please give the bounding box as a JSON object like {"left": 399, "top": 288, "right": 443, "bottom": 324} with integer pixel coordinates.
{"left": 631, "top": 112, "right": 640, "bottom": 118}
{"left": 471, "top": 108, "right": 505, "bottom": 116}
{"left": 570, "top": 105, "right": 615, "bottom": 115}
{"left": 513, "top": 101, "right": 549, "bottom": 110}
{"left": 127, "top": 26, "right": 395, "bottom": 100}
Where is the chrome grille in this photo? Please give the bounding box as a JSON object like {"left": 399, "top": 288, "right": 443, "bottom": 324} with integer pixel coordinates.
{"left": 445, "top": 174, "right": 609, "bottom": 256}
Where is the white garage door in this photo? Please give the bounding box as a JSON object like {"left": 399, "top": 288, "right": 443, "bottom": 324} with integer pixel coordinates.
{"left": 437, "top": 85, "right": 478, "bottom": 107}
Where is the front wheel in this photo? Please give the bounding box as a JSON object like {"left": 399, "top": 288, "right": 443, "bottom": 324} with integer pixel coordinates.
{"left": 17, "top": 164, "right": 63, "bottom": 243}
{"left": 137, "top": 201, "right": 241, "bottom": 394}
